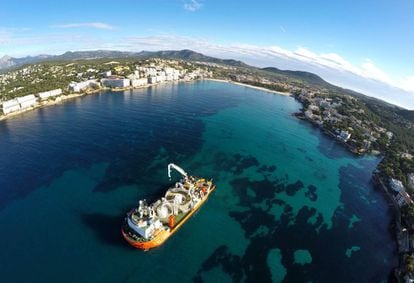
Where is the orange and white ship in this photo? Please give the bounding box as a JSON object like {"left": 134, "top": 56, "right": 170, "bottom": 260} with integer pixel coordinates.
{"left": 121, "top": 163, "right": 216, "bottom": 250}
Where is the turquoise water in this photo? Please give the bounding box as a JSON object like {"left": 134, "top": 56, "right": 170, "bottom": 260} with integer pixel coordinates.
{"left": 0, "top": 81, "right": 396, "bottom": 282}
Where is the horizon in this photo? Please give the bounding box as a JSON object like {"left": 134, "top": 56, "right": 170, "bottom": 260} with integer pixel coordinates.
{"left": 1, "top": 0, "right": 414, "bottom": 109}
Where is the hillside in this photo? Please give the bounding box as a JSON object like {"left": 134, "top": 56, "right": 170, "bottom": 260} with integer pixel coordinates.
{"left": 262, "top": 67, "right": 331, "bottom": 88}
{"left": 0, "top": 49, "right": 247, "bottom": 71}
{"left": 260, "top": 66, "right": 414, "bottom": 127}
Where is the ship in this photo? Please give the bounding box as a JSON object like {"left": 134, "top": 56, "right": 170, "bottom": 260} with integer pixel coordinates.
{"left": 121, "top": 163, "right": 216, "bottom": 250}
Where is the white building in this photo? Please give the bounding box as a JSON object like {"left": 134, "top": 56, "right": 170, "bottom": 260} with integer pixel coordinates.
{"left": 338, "top": 130, "right": 351, "bottom": 142}
{"left": 101, "top": 78, "right": 130, "bottom": 88}
{"left": 164, "top": 67, "right": 174, "bottom": 75}
{"left": 137, "top": 67, "right": 157, "bottom": 77}
{"left": 127, "top": 73, "right": 139, "bottom": 81}
{"left": 131, "top": 78, "right": 148, "bottom": 87}
{"left": 156, "top": 75, "right": 166, "bottom": 82}
{"left": 390, "top": 178, "right": 405, "bottom": 193}
{"left": 146, "top": 68, "right": 157, "bottom": 76}
{"left": 37, "top": 88, "right": 63, "bottom": 100}
{"left": 148, "top": 76, "right": 157, "bottom": 84}
{"left": 100, "top": 70, "right": 112, "bottom": 78}
{"left": 395, "top": 191, "right": 412, "bottom": 207}
{"left": 2, "top": 99, "right": 21, "bottom": 114}
{"left": 68, "top": 80, "right": 99, "bottom": 92}
{"left": 16, "top": 94, "right": 37, "bottom": 109}
{"left": 389, "top": 178, "right": 413, "bottom": 207}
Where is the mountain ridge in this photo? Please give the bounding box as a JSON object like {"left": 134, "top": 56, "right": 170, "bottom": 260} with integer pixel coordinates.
{"left": 0, "top": 49, "right": 411, "bottom": 113}
{"left": 0, "top": 49, "right": 248, "bottom": 70}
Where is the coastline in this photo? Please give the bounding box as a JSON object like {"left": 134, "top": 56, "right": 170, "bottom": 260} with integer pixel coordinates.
{"left": 0, "top": 79, "right": 192, "bottom": 122}
{"left": 0, "top": 78, "right": 290, "bottom": 122}
{"left": 373, "top": 173, "right": 403, "bottom": 281}
{"left": 294, "top": 95, "right": 404, "bottom": 280}
{"left": 204, "top": 78, "right": 292, "bottom": 96}
{"left": 0, "top": 89, "right": 100, "bottom": 122}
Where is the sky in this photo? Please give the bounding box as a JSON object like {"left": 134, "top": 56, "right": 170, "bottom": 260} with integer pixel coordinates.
{"left": 1, "top": 0, "right": 414, "bottom": 108}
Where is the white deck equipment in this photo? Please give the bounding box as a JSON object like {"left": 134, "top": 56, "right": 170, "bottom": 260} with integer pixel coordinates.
{"left": 167, "top": 163, "right": 188, "bottom": 180}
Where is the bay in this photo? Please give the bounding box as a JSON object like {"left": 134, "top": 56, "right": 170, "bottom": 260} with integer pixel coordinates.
{"left": 0, "top": 80, "right": 396, "bottom": 282}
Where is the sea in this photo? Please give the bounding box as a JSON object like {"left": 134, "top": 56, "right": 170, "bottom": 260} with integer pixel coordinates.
{"left": 0, "top": 80, "right": 397, "bottom": 282}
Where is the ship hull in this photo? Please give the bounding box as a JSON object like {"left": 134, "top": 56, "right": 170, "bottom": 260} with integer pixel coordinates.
{"left": 122, "top": 185, "right": 216, "bottom": 250}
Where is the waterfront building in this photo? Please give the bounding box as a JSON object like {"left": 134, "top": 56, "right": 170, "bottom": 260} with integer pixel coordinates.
{"left": 164, "top": 67, "right": 174, "bottom": 75}
{"left": 148, "top": 76, "right": 157, "bottom": 84}
{"left": 127, "top": 73, "right": 141, "bottom": 81}
{"left": 131, "top": 78, "right": 148, "bottom": 87}
{"left": 156, "top": 71, "right": 166, "bottom": 82}
{"left": 16, "top": 94, "right": 37, "bottom": 109}
{"left": 390, "top": 178, "right": 413, "bottom": 207}
{"left": 1, "top": 99, "right": 21, "bottom": 114}
{"left": 395, "top": 191, "right": 413, "bottom": 207}
{"left": 101, "top": 78, "right": 130, "bottom": 88}
{"left": 69, "top": 80, "right": 99, "bottom": 92}
{"left": 338, "top": 130, "right": 351, "bottom": 142}
{"left": 390, "top": 178, "right": 405, "bottom": 193}
{"left": 173, "top": 71, "right": 180, "bottom": 80}
{"left": 145, "top": 68, "right": 157, "bottom": 77}
{"left": 37, "top": 88, "right": 63, "bottom": 100}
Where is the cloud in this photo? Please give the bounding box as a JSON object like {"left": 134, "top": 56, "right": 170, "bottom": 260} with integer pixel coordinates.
{"left": 0, "top": 27, "right": 32, "bottom": 45}
{"left": 399, "top": 76, "right": 414, "bottom": 93}
{"left": 52, "top": 22, "right": 114, "bottom": 30}
{"left": 360, "top": 59, "right": 392, "bottom": 84}
{"left": 118, "top": 36, "right": 395, "bottom": 86}
{"left": 1, "top": 31, "right": 413, "bottom": 108}
{"left": 0, "top": 30, "right": 12, "bottom": 45}
{"left": 184, "top": 0, "right": 203, "bottom": 11}
{"left": 106, "top": 34, "right": 414, "bottom": 108}
{"left": 0, "top": 27, "right": 106, "bottom": 58}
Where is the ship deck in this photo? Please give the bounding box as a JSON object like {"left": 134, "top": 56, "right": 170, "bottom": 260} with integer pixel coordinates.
{"left": 122, "top": 182, "right": 216, "bottom": 249}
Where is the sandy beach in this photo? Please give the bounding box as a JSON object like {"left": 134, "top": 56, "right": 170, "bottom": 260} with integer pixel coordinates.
{"left": 204, "top": 78, "right": 292, "bottom": 96}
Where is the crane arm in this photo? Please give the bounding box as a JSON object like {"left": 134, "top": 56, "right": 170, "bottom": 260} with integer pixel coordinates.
{"left": 168, "top": 163, "right": 188, "bottom": 180}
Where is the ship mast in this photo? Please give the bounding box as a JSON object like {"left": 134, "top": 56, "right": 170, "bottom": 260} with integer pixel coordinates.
{"left": 167, "top": 163, "right": 188, "bottom": 180}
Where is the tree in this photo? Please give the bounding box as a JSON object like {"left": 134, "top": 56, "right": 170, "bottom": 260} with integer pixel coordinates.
{"left": 404, "top": 254, "right": 414, "bottom": 273}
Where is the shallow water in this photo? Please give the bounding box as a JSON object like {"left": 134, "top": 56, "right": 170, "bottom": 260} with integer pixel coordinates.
{"left": 0, "top": 80, "right": 396, "bottom": 282}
